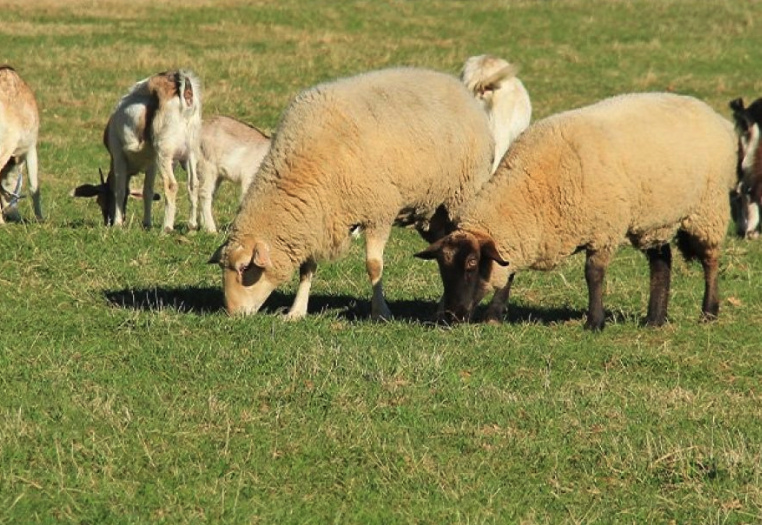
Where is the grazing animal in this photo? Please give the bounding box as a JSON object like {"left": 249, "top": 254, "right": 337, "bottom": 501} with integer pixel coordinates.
{"left": 460, "top": 55, "right": 532, "bottom": 173}
{"left": 193, "top": 115, "right": 271, "bottom": 233}
{"left": 0, "top": 66, "right": 42, "bottom": 223}
{"left": 72, "top": 69, "right": 201, "bottom": 232}
{"left": 210, "top": 67, "right": 494, "bottom": 320}
{"left": 729, "top": 97, "right": 762, "bottom": 238}
{"left": 416, "top": 93, "right": 737, "bottom": 330}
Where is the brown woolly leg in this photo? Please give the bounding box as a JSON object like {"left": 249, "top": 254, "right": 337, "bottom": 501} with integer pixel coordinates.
{"left": 700, "top": 248, "right": 721, "bottom": 322}
{"left": 584, "top": 249, "right": 610, "bottom": 331}
{"left": 644, "top": 244, "right": 672, "bottom": 327}
{"left": 365, "top": 227, "right": 392, "bottom": 321}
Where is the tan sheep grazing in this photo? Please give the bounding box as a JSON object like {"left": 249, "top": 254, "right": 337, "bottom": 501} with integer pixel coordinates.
{"left": 0, "top": 66, "right": 42, "bottom": 223}
{"left": 415, "top": 93, "right": 737, "bottom": 330}
{"left": 210, "top": 67, "right": 494, "bottom": 320}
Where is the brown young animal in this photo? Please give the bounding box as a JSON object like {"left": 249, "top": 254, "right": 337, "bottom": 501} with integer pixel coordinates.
{"left": 416, "top": 93, "right": 737, "bottom": 330}
{"left": 0, "top": 66, "right": 42, "bottom": 223}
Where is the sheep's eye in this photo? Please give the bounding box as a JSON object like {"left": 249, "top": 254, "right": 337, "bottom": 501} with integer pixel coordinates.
{"left": 465, "top": 257, "right": 478, "bottom": 271}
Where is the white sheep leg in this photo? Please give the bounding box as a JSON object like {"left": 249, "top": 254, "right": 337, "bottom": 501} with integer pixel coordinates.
{"left": 365, "top": 229, "right": 392, "bottom": 321}
{"left": 157, "top": 157, "right": 178, "bottom": 233}
{"left": 25, "top": 146, "right": 43, "bottom": 221}
{"left": 285, "top": 259, "right": 317, "bottom": 321}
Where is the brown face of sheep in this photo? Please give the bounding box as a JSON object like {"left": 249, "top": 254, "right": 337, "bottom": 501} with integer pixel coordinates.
{"left": 70, "top": 168, "right": 160, "bottom": 225}
{"left": 209, "top": 238, "right": 289, "bottom": 316}
{"left": 415, "top": 230, "right": 509, "bottom": 324}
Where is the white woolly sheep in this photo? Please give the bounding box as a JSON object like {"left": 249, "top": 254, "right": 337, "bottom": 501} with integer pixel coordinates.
{"left": 0, "top": 66, "right": 42, "bottom": 223}
{"left": 72, "top": 69, "right": 201, "bottom": 232}
{"left": 209, "top": 67, "right": 494, "bottom": 320}
{"left": 460, "top": 54, "right": 531, "bottom": 173}
{"left": 416, "top": 93, "right": 737, "bottom": 330}
{"left": 729, "top": 97, "right": 762, "bottom": 239}
{"left": 191, "top": 115, "right": 271, "bottom": 233}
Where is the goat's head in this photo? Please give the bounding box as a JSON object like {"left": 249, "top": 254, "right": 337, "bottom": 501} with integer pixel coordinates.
{"left": 70, "top": 168, "right": 159, "bottom": 226}
{"left": 415, "top": 229, "right": 509, "bottom": 324}
{"left": 460, "top": 55, "right": 519, "bottom": 109}
{"left": 209, "top": 236, "right": 294, "bottom": 316}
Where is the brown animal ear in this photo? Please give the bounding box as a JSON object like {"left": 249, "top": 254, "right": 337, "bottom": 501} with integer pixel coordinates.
{"left": 70, "top": 184, "right": 104, "bottom": 198}
{"left": 251, "top": 241, "right": 273, "bottom": 269}
{"left": 414, "top": 238, "right": 445, "bottom": 260}
{"left": 471, "top": 232, "right": 509, "bottom": 267}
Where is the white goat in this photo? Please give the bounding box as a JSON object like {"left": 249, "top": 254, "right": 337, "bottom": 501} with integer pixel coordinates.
{"left": 461, "top": 55, "right": 532, "bottom": 173}
{"left": 189, "top": 115, "right": 270, "bottom": 233}
{"left": 72, "top": 69, "right": 201, "bottom": 232}
{"left": 0, "top": 65, "right": 42, "bottom": 223}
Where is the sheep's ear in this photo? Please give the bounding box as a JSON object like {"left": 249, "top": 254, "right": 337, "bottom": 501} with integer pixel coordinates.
{"left": 251, "top": 241, "right": 273, "bottom": 269}
{"left": 414, "top": 239, "right": 445, "bottom": 261}
{"left": 70, "top": 184, "right": 104, "bottom": 198}
{"left": 729, "top": 98, "right": 745, "bottom": 113}
{"left": 472, "top": 232, "right": 510, "bottom": 267}
{"left": 208, "top": 243, "right": 227, "bottom": 265}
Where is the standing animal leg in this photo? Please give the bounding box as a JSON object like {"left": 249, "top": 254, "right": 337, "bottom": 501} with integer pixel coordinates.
{"left": 365, "top": 226, "right": 393, "bottom": 321}
{"left": 285, "top": 259, "right": 318, "bottom": 320}
{"left": 24, "top": 146, "right": 43, "bottom": 221}
{"left": 484, "top": 272, "right": 515, "bottom": 324}
{"left": 141, "top": 164, "right": 158, "bottom": 230}
{"left": 157, "top": 157, "right": 178, "bottom": 233}
{"left": 111, "top": 156, "right": 129, "bottom": 227}
{"left": 0, "top": 150, "right": 15, "bottom": 225}
{"left": 644, "top": 244, "right": 672, "bottom": 327}
{"left": 584, "top": 248, "right": 611, "bottom": 331}
{"left": 199, "top": 164, "right": 219, "bottom": 233}
{"left": 186, "top": 155, "right": 199, "bottom": 231}
{"left": 700, "top": 247, "right": 721, "bottom": 321}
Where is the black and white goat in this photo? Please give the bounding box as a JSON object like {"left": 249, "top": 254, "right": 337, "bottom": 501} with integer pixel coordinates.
{"left": 730, "top": 97, "right": 762, "bottom": 239}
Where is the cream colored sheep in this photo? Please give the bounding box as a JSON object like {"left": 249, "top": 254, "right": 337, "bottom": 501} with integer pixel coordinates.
{"left": 210, "top": 67, "right": 494, "bottom": 320}
{"left": 0, "top": 66, "right": 42, "bottom": 223}
{"left": 460, "top": 55, "right": 531, "bottom": 173}
{"left": 72, "top": 69, "right": 201, "bottom": 232}
{"left": 416, "top": 93, "right": 737, "bottom": 330}
{"left": 192, "top": 115, "right": 270, "bottom": 233}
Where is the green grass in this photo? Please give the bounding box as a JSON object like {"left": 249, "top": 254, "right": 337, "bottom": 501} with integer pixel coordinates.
{"left": 2, "top": 0, "right": 762, "bottom": 522}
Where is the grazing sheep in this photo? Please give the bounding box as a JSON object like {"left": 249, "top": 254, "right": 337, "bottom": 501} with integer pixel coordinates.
{"left": 416, "top": 93, "right": 737, "bottom": 330}
{"left": 460, "top": 55, "right": 532, "bottom": 173}
{"left": 0, "top": 66, "right": 42, "bottom": 223}
{"left": 71, "top": 69, "right": 201, "bottom": 232}
{"left": 192, "top": 115, "right": 271, "bottom": 233}
{"left": 729, "top": 97, "right": 762, "bottom": 238}
{"left": 209, "top": 67, "right": 494, "bottom": 320}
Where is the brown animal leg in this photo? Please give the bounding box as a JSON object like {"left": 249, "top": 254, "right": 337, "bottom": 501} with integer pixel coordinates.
{"left": 584, "top": 249, "right": 611, "bottom": 331}
{"left": 285, "top": 259, "right": 317, "bottom": 320}
{"left": 700, "top": 248, "right": 721, "bottom": 322}
{"left": 484, "top": 272, "right": 515, "bottom": 324}
{"left": 644, "top": 244, "right": 672, "bottom": 327}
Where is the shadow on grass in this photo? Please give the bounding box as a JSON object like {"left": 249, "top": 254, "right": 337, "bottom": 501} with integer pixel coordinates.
{"left": 103, "top": 287, "right": 587, "bottom": 326}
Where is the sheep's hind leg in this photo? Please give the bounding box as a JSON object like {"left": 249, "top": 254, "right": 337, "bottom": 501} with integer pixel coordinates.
{"left": 699, "top": 247, "right": 721, "bottom": 322}
{"left": 284, "top": 259, "right": 317, "bottom": 321}
{"left": 365, "top": 227, "right": 393, "bottom": 321}
{"left": 644, "top": 244, "right": 672, "bottom": 327}
{"left": 584, "top": 248, "right": 611, "bottom": 331}
{"left": 25, "top": 147, "right": 43, "bottom": 221}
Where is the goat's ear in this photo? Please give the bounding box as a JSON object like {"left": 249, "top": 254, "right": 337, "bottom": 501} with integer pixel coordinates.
{"left": 730, "top": 98, "right": 745, "bottom": 113}
{"left": 70, "top": 184, "right": 104, "bottom": 198}
{"left": 414, "top": 239, "right": 445, "bottom": 261}
{"left": 208, "top": 243, "right": 226, "bottom": 265}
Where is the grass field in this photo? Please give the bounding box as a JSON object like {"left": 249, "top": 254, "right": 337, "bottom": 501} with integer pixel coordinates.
{"left": 2, "top": 0, "right": 762, "bottom": 523}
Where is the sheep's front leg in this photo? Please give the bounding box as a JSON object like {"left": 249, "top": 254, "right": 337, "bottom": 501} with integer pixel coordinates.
{"left": 644, "top": 244, "right": 672, "bottom": 327}
{"left": 484, "top": 272, "right": 515, "bottom": 324}
{"left": 365, "top": 227, "right": 393, "bottom": 321}
{"left": 285, "top": 259, "right": 317, "bottom": 321}
{"left": 584, "top": 248, "right": 611, "bottom": 331}
{"left": 157, "top": 156, "right": 178, "bottom": 233}
{"left": 24, "top": 147, "right": 43, "bottom": 221}
{"left": 185, "top": 155, "right": 199, "bottom": 231}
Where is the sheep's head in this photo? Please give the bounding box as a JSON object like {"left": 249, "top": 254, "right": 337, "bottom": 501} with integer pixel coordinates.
{"left": 415, "top": 229, "right": 509, "bottom": 324}
{"left": 70, "top": 168, "right": 159, "bottom": 225}
{"left": 209, "top": 236, "right": 293, "bottom": 315}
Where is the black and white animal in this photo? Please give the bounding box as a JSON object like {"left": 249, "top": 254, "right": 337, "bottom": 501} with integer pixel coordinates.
{"left": 729, "top": 97, "right": 762, "bottom": 239}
